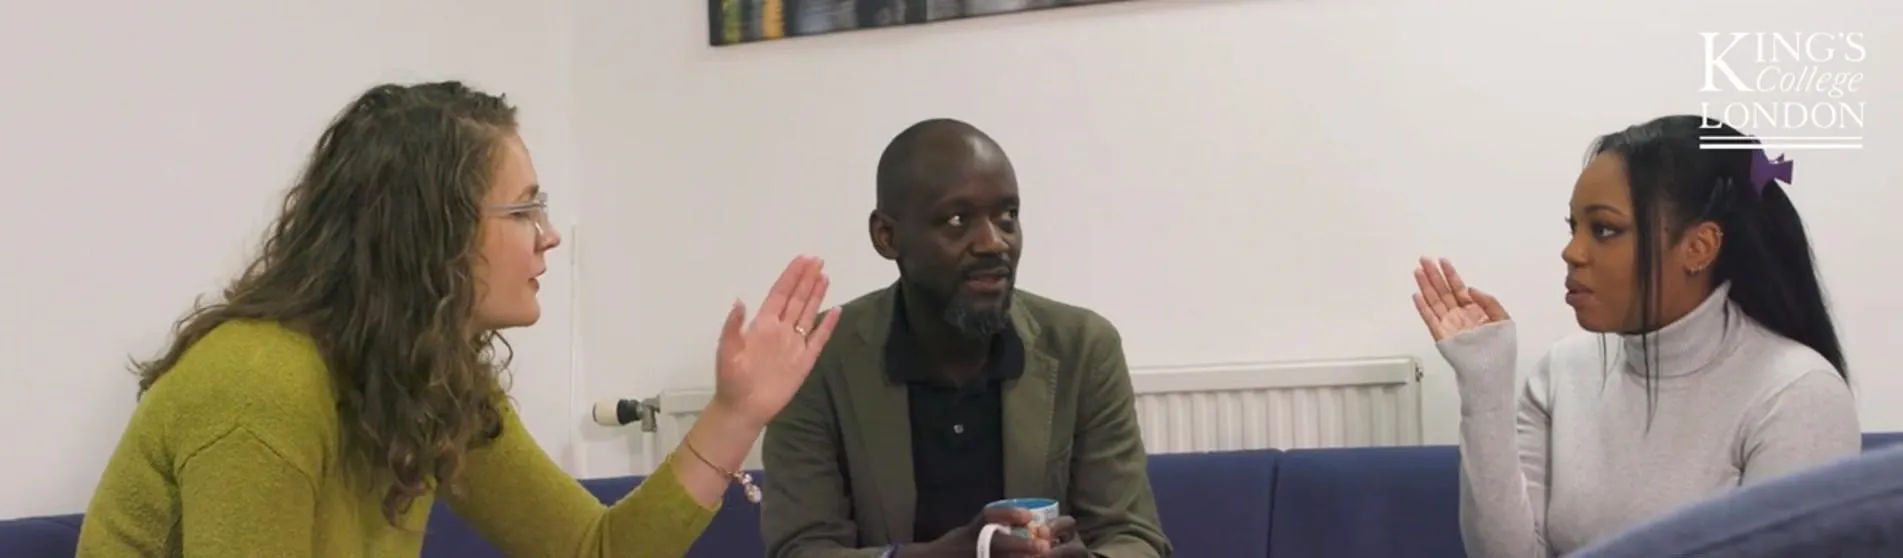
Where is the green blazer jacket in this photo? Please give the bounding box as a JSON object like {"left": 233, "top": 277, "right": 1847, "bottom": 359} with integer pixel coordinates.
{"left": 760, "top": 284, "right": 1171, "bottom": 558}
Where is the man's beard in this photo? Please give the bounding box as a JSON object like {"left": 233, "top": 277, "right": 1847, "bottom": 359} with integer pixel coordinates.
{"left": 901, "top": 266, "right": 1014, "bottom": 340}
{"left": 942, "top": 289, "right": 1013, "bottom": 340}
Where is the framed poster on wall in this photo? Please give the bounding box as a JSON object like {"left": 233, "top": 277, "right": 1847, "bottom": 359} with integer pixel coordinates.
{"left": 708, "top": 0, "right": 1131, "bottom": 46}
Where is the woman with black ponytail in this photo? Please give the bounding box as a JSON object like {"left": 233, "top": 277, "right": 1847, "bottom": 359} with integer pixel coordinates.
{"left": 1408, "top": 115, "right": 1861, "bottom": 557}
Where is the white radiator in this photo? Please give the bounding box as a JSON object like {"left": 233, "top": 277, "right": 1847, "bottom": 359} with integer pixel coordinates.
{"left": 626, "top": 356, "right": 1422, "bottom": 471}
{"left": 1128, "top": 356, "right": 1424, "bottom": 453}
{"left": 640, "top": 389, "right": 767, "bottom": 472}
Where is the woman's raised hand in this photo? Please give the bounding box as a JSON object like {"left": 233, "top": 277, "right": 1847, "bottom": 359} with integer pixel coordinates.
{"left": 711, "top": 255, "right": 842, "bottom": 426}
{"left": 1411, "top": 257, "right": 1509, "bottom": 342}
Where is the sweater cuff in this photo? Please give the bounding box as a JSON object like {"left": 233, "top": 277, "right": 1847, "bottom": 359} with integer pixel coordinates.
{"left": 1435, "top": 320, "right": 1520, "bottom": 416}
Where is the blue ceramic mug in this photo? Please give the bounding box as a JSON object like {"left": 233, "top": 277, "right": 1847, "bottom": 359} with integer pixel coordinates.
{"left": 984, "top": 497, "right": 1059, "bottom": 538}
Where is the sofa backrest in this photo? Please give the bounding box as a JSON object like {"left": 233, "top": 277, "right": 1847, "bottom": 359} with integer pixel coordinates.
{"left": 428, "top": 452, "right": 1287, "bottom": 558}
{"left": 580, "top": 474, "right": 765, "bottom": 558}
{"left": 1269, "top": 445, "right": 1465, "bottom": 558}
{"left": 1259, "top": 434, "right": 1903, "bottom": 558}
{"left": 1864, "top": 432, "right": 1903, "bottom": 450}
{"left": 0, "top": 514, "right": 81, "bottom": 558}
{"left": 422, "top": 450, "right": 1286, "bottom": 558}
{"left": 8, "top": 432, "right": 1903, "bottom": 558}
{"left": 418, "top": 471, "right": 763, "bottom": 558}
{"left": 1148, "top": 449, "right": 1280, "bottom": 557}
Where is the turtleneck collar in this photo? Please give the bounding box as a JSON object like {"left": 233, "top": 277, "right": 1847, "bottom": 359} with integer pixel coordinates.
{"left": 1619, "top": 282, "right": 1745, "bottom": 379}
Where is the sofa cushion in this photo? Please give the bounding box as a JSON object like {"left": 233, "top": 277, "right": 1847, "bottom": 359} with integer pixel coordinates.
{"left": 1270, "top": 445, "right": 1465, "bottom": 558}
{"left": 1147, "top": 449, "right": 1278, "bottom": 557}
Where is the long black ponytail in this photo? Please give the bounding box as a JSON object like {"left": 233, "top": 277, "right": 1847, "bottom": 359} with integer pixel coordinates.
{"left": 1589, "top": 115, "right": 1846, "bottom": 380}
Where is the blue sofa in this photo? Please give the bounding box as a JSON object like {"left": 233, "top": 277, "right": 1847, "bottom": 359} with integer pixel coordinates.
{"left": 10, "top": 433, "right": 1903, "bottom": 557}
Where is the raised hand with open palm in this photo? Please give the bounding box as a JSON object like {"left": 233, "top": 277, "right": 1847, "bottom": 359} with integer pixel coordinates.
{"left": 1412, "top": 257, "right": 1511, "bottom": 342}
{"left": 712, "top": 255, "right": 842, "bottom": 426}
{"left": 672, "top": 254, "right": 842, "bottom": 508}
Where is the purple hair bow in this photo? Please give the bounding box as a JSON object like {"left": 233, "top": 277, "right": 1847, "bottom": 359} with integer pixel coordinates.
{"left": 1748, "top": 149, "right": 1794, "bottom": 194}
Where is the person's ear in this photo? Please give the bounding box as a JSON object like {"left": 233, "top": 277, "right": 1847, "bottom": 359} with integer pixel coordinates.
{"left": 869, "top": 210, "right": 899, "bottom": 261}
{"left": 1680, "top": 221, "right": 1723, "bottom": 274}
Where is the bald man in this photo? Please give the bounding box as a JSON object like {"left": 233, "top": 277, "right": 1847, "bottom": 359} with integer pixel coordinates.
{"left": 761, "top": 119, "right": 1170, "bottom": 558}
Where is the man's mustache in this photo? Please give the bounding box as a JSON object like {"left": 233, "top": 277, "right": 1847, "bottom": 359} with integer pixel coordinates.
{"left": 962, "top": 259, "right": 1013, "bottom": 277}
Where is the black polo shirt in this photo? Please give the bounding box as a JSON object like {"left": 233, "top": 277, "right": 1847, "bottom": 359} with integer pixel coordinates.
{"left": 884, "top": 296, "right": 1026, "bottom": 543}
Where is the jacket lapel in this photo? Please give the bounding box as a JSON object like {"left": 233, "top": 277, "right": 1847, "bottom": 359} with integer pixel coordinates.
{"left": 1002, "top": 300, "right": 1059, "bottom": 499}
{"left": 841, "top": 287, "right": 918, "bottom": 543}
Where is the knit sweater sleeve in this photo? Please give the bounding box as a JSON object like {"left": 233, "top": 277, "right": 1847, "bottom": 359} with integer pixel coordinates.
{"left": 1436, "top": 321, "right": 1557, "bottom": 558}
{"left": 1738, "top": 368, "right": 1861, "bottom": 484}
{"left": 79, "top": 320, "right": 337, "bottom": 558}
{"left": 442, "top": 402, "right": 719, "bottom": 558}
{"left": 171, "top": 424, "right": 321, "bottom": 557}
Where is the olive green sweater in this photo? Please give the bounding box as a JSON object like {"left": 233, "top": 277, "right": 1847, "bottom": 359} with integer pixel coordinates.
{"left": 76, "top": 320, "right": 718, "bottom": 557}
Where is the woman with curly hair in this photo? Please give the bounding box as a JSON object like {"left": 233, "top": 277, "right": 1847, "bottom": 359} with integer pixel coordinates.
{"left": 75, "top": 80, "right": 842, "bottom": 557}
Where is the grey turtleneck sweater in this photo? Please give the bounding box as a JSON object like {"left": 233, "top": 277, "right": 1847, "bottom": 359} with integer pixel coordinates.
{"left": 1434, "top": 283, "right": 1861, "bottom": 558}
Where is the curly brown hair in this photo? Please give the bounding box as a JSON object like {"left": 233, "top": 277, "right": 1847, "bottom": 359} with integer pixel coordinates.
{"left": 133, "top": 81, "right": 519, "bottom": 525}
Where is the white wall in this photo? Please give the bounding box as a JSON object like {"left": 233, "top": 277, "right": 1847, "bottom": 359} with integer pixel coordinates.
{"left": 2, "top": 0, "right": 1894, "bottom": 518}
{"left": 567, "top": 0, "right": 1898, "bottom": 473}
